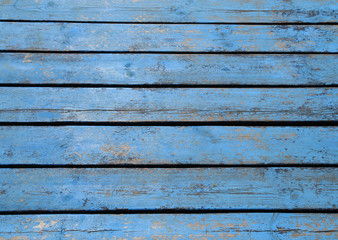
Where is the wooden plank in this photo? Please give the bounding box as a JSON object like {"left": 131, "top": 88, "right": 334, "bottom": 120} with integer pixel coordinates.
{"left": 0, "top": 23, "right": 337, "bottom": 52}
{"left": 0, "top": 88, "right": 336, "bottom": 122}
{"left": 0, "top": 0, "right": 337, "bottom": 23}
{"left": 0, "top": 168, "right": 336, "bottom": 211}
{"left": 1, "top": 126, "right": 336, "bottom": 165}
{"left": 0, "top": 214, "right": 337, "bottom": 239}
{"left": 1, "top": 53, "right": 337, "bottom": 85}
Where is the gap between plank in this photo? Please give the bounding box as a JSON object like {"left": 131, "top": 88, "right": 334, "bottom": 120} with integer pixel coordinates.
{"left": 0, "top": 121, "right": 336, "bottom": 127}
{"left": 0, "top": 209, "right": 336, "bottom": 215}
{"left": 0, "top": 164, "right": 337, "bottom": 169}
{"left": 0, "top": 50, "right": 337, "bottom": 54}
{"left": 0, "top": 20, "right": 337, "bottom": 25}
{"left": 0, "top": 84, "right": 337, "bottom": 88}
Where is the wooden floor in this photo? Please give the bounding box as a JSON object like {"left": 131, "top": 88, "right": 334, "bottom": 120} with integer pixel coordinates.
{"left": 0, "top": 0, "right": 337, "bottom": 239}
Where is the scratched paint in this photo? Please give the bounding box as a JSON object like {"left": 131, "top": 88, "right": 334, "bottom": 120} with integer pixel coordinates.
{"left": 0, "top": 213, "right": 337, "bottom": 239}
{"left": 0, "top": 0, "right": 337, "bottom": 23}
{"left": 1, "top": 53, "right": 337, "bottom": 85}
{"left": 0, "top": 126, "right": 336, "bottom": 165}
{"left": 0, "top": 168, "right": 336, "bottom": 211}
{"left": 0, "top": 23, "right": 337, "bottom": 52}
{"left": 0, "top": 87, "right": 336, "bottom": 122}
{"left": 0, "top": 0, "right": 337, "bottom": 238}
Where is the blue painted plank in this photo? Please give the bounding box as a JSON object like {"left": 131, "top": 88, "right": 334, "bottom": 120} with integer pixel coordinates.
{"left": 0, "top": 0, "right": 337, "bottom": 23}
{"left": 1, "top": 126, "right": 336, "bottom": 165}
{"left": 0, "top": 213, "right": 337, "bottom": 239}
{"left": 1, "top": 23, "right": 337, "bottom": 52}
{"left": 1, "top": 53, "right": 337, "bottom": 85}
{"left": 0, "top": 168, "right": 336, "bottom": 210}
{"left": 0, "top": 88, "right": 336, "bottom": 122}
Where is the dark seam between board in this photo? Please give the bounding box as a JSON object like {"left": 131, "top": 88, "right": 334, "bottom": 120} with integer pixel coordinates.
{"left": 0, "top": 20, "right": 337, "bottom": 25}
{"left": 0, "top": 164, "right": 337, "bottom": 168}
{"left": 0, "top": 84, "right": 337, "bottom": 88}
{"left": 1, "top": 50, "right": 337, "bottom": 54}
{"left": 0, "top": 19, "right": 338, "bottom": 26}
{"left": 0, "top": 121, "right": 336, "bottom": 126}
{"left": 0, "top": 209, "right": 337, "bottom": 215}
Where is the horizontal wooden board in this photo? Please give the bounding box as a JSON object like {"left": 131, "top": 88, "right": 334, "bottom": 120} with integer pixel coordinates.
{"left": 1, "top": 53, "right": 337, "bottom": 85}
{"left": 0, "top": 168, "right": 336, "bottom": 211}
{"left": 0, "top": 0, "right": 337, "bottom": 23}
{"left": 0, "top": 88, "right": 336, "bottom": 122}
{"left": 1, "top": 126, "right": 337, "bottom": 165}
{"left": 0, "top": 23, "right": 337, "bottom": 52}
{"left": 0, "top": 214, "right": 337, "bottom": 239}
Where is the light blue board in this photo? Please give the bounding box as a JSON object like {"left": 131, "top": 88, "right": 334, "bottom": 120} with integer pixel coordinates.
{"left": 1, "top": 53, "right": 337, "bottom": 85}
{"left": 0, "top": 126, "right": 336, "bottom": 165}
{"left": 0, "top": 214, "right": 337, "bottom": 239}
{"left": 0, "top": 0, "right": 336, "bottom": 237}
{"left": 0, "top": 168, "right": 336, "bottom": 211}
{"left": 0, "top": 87, "right": 336, "bottom": 122}
{"left": 0, "top": 0, "right": 337, "bottom": 23}
{"left": 0, "top": 23, "right": 337, "bottom": 52}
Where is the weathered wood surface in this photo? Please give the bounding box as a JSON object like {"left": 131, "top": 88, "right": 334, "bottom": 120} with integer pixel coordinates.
{"left": 0, "top": 168, "right": 336, "bottom": 211}
{"left": 1, "top": 23, "right": 337, "bottom": 52}
{"left": 1, "top": 126, "right": 336, "bottom": 165}
{"left": 1, "top": 53, "right": 337, "bottom": 85}
{"left": 0, "top": 0, "right": 337, "bottom": 23}
{"left": 0, "top": 214, "right": 337, "bottom": 239}
{"left": 0, "top": 0, "right": 336, "bottom": 238}
{"left": 0, "top": 88, "right": 336, "bottom": 122}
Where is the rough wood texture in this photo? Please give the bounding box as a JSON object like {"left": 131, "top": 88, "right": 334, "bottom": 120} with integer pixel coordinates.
{"left": 0, "top": 0, "right": 337, "bottom": 23}
{"left": 1, "top": 23, "right": 337, "bottom": 52}
{"left": 0, "top": 87, "right": 336, "bottom": 122}
{"left": 0, "top": 0, "right": 336, "bottom": 238}
{"left": 0, "top": 168, "right": 336, "bottom": 211}
{"left": 1, "top": 53, "right": 337, "bottom": 85}
{"left": 0, "top": 214, "right": 337, "bottom": 239}
{"left": 1, "top": 126, "right": 336, "bottom": 165}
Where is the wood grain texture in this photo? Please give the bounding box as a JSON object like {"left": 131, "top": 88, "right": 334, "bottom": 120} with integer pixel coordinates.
{"left": 0, "top": 0, "right": 337, "bottom": 23}
{"left": 1, "top": 0, "right": 336, "bottom": 237}
{"left": 1, "top": 23, "right": 337, "bottom": 52}
{"left": 0, "top": 87, "right": 336, "bottom": 122}
{"left": 0, "top": 214, "right": 337, "bottom": 239}
{"left": 0, "top": 168, "right": 336, "bottom": 211}
{"left": 1, "top": 53, "right": 337, "bottom": 85}
{"left": 1, "top": 126, "right": 336, "bottom": 165}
